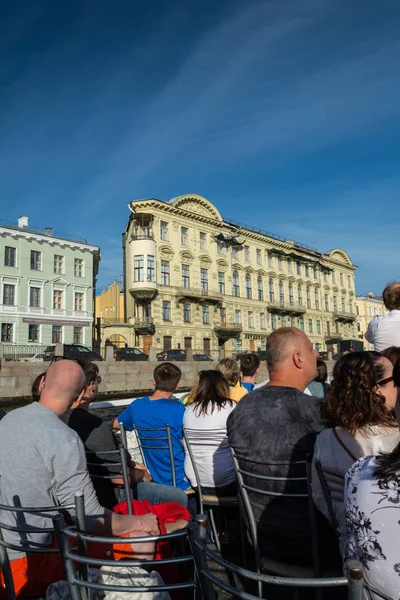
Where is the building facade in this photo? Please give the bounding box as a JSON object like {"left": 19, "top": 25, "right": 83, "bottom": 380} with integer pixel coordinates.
{"left": 356, "top": 292, "right": 387, "bottom": 350}
{"left": 118, "top": 195, "right": 356, "bottom": 356}
{"left": 95, "top": 281, "right": 127, "bottom": 349}
{"left": 0, "top": 216, "right": 100, "bottom": 348}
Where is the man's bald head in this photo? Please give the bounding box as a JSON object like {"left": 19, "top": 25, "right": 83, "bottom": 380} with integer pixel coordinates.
{"left": 40, "top": 360, "right": 85, "bottom": 416}
{"left": 266, "top": 327, "right": 304, "bottom": 371}
{"left": 383, "top": 282, "right": 400, "bottom": 311}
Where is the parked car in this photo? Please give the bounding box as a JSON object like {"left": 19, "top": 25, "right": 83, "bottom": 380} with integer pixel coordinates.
{"left": 193, "top": 353, "right": 213, "bottom": 361}
{"left": 114, "top": 347, "right": 148, "bottom": 361}
{"left": 156, "top": 349, "right": 187, "bottom": 361}
{"left": 43, "top": 344, "right": 103, "bottom": 362}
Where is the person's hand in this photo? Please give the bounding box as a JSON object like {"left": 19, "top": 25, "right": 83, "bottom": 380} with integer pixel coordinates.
{"left": 134, "top": 462, "right": 148, "bottom": 472}
{"left": 136, "top": 513, "right": 159, "bottom": 535}
{"left": 140, "top": 469, "right": 152, "bottom": 483}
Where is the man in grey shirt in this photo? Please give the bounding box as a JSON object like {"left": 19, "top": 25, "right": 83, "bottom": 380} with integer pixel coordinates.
{"left": 0, "top": 360, "right": 158, "bottom": 598}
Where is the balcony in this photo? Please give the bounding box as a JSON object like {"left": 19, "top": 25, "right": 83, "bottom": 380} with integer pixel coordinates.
{"left": 98, "top": 317, "right": 132, "bottom": 328}
{"left": 129, "top": 280, "right": 158, "bottom": 301}
{"left": 214, "top": 321, "right": 242, "bottom": 340}
{"left": 325, "top": 333, "right": 343, "bottom": 343}
{"left": 134, "top": 317, "right": 156, "bottom": 336}
{"left": 267, "top": 301, "right": 306, "bottom": 315}
{"left": 176, "top": 287, "right": 222, "bottom": 305}
{"left": 333, "top": 310, "right": 356, "bottom": 323}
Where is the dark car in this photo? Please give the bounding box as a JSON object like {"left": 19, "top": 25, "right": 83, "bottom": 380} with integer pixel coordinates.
{"left": 193, "top": 353, "right": 213, "bottom": 361}
{"left": 43, "top": 344, "right": 103, "bottom": 362}
{"left": 114, "top": 347, "right": 148, "bottom": 361}
{"left": 156, "top": 349, "right": 187, "bottom": 361}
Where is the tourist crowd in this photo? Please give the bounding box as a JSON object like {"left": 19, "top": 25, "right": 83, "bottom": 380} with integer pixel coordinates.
{"left": 2, "top": 281, "right": 400, "bottom": 598}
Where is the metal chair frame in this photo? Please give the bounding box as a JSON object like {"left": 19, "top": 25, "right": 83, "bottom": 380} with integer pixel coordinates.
{"left": 231, "top": 448, "right": 322, "bottom": 598}
{"left": 133, "top": 423, "right": 177, "bottom": 488}
{"left": 188, "top": 518, "right": 366, "bottom": 600}
{"left": 183, "top": 426, "right": 238, "bottom": 552}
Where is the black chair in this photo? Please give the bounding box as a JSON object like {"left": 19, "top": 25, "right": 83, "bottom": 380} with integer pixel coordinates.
{"left": 183, "top": 426, "right": 238, "bottom": 552}
{"left": 0, "top": 499, "right": 80, "bottom": 600}
{"left": 314, "top": 459, "right": 344, "bottom": 535}
{"left": 188, "top": 517, "right": 366, "bottom": 600}
{"left": 133, "top": 424, "right": 178, "bottom": 488}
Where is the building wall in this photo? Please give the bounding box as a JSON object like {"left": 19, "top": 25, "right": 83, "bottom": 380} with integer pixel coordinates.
{"left": 0, "top": 223, "right": 99, "bottom": 347}
{"left": 96, "top": 282, "right": 125, "bottom": 321}
{"left": 356, "top": 294, "right": 387, "bottom": 350}
{"left": 123, "top": 195, "right": 357, "bottom": 354}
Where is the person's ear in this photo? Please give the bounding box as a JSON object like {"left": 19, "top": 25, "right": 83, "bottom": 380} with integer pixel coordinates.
{"left": 76, "top": 387, "right": 85, "bottom": 405}
{"left": 39, "top": 375, "right": 46, "bottom": 393}
{"left": 293, "top": 352, "right": 302, "bottom": 369}
{"left": 176, "top": 381, "right": 181, "bottom": 389}
{"left": 152, "top": 378, "right": 156, "bottom": 387}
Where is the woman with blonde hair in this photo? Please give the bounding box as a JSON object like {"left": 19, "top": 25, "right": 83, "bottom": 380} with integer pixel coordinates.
{"left": 216, "top": 357, "right": 247, "bottom": 402}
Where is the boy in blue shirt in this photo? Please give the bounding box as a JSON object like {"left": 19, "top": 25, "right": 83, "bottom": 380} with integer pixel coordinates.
{"left": 113, "top": 362, "right": 190, "bottom": 491}
{"left": 240, "top": 353, "right": 260, "bottom": 393}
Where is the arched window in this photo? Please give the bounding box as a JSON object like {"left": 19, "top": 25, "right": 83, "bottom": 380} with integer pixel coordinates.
{"left": 257, "top": 276, "right": 263, "bottom": 301}
{"left": 245, "top": 273, "right": 252, "bottom": 299}
{"left": 233, "top": 271, "right": 240, "bottom": 297}
{"left": 269, "top": 278, "right": 274, "bottom": 302}
{"left": 289, "top": 283, "right": 294, "bottom": 304}
{"left": 279, "top": 281, "right": 284, "bottom": 303}
{"left": 298, "top": 284, "right": 303, "bottom": 305}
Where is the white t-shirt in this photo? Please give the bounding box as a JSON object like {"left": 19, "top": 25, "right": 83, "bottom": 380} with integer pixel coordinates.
{"left": 365, "top": 309, "right": 400, "bottom": 352}
{"left": 183, "top": 402, "right": 236, "bottom": 489}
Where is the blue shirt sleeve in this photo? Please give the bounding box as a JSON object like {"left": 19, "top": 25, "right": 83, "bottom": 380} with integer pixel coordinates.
{"left": 118, "top": 404, "right": 134, "bottom": 431}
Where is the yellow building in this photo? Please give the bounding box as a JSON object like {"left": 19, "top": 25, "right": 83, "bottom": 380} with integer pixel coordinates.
{"left": 110, "top": 194, "right": 357, "bottom": 356}
{"left": 95, "top": 282, "right": 127, "bottom": 349}
{"left": 356, "top": 292, "right": 387, "bottom": 350}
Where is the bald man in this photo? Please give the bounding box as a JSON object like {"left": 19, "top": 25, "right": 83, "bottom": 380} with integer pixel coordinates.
{"left": 227, "top": 328, "right": 337, "bottom": 568}
{"left": 365, "top": 282, "right": 400, "bottom": 352}
{"left": 0, "top": 360, "right": 158, "bottom": 598}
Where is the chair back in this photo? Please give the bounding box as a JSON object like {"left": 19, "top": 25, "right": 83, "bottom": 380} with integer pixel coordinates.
{"left": 53, "top": 493, "right": 197, "bottom": 600}
{"left": 133, "top": 424, "right": 177, "bottom": 487}
{"left": 188, "top": 518, "right": 364, "bottom": 600}
{"left": 230, "top": 448, "right": 320, "bottom": 578}
{"left": 314, "top": 459, "right": 344, "bottom": 534}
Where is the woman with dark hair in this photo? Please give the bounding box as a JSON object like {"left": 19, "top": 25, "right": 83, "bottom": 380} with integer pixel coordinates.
{"left": 344, "top": 360, "right": 400, "bottom": 597}
{"left": 183, "top": 370, "right": 237, "bottom": 495}
{"left": 312, "top": 351, "right": 399, "bottom": 555}
{"left": 382, "top": 345, "right": 400, "bottom": 367}
{"left": 308, "top": 358, "right": 329, "bottom": 398}
{"left": 31, "top": 372, "right": 46, "bottom": 402}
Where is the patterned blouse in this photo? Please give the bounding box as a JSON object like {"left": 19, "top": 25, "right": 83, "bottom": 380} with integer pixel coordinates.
{"left": 344, "top": 455, "right": 400, "bottom": 599}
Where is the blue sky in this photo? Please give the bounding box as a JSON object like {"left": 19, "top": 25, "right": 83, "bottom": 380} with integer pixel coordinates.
{"left": 1, "top": 0, "right": 400, "bottom": 294}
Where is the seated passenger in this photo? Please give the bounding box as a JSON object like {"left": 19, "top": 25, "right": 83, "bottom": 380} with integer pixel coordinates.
{"left": 239, "top": 353, "right": 260, "bottom": 393}
{"left": 312, "top": 351, "right": 399, "bottom": 555}
{"left": 216, "top": 358, "right": 247, "bottom": 402}
{"left": 344, "top": 359, "right": 400, "bottom": 598}
{"left": 308, "top": 358, "right": 330, "bottom": 398}
{"left": 183, "top": 370, "right": 236, "bottom": 495}
{"left": 113, "top": 363, "right": 190, "bottom": 491}
{"left": 64, "top": 361, "right": 188, "bottom": 509}
{"left": 382, "top": 345, "right": 400, "bottom": 366}
{"left": 0, "top": 361, "right": 158, "bottom": 599}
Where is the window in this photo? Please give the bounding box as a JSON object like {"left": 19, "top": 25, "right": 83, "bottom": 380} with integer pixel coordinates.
{"left": 348, "top": 275, "right": 351, "bottom": 288}
{"left": 268, "top": 253, "right": 272, "bottom": 268}
{"left": 200, "top": 232, "right": 206, "bottom": 250}
{"left": 236, "top": 338, "right": 242, "bottom": 353}
{"left": 306, "top": 287, "right": 311, "bottom": 309}
{"left": 333, "top": 296, "right": 337, "bottom": 311}
{"left": 53, "top": 290, "right": 63, "bottom": 310}
{"left": 147, "top": 255, "right": 155, "bottom": 282}
{"left": 324, "top": 271, "right": 328, "bottom": 282}
{"left": 4, "top": 246, "right": 16, "bottom": 267}
{"left": 235, "top": 310, "right": 241, "bottom": 325}
{"left": 3, "top": 284, "right": 15, "bottom": 305}
{"left": 233, "top": 271, "right": 240, "bottom": 297}
{"left": 30, "top": 250, "right": 41, "bottom": 271}
{"left": 290, "top": 316, "right": 295, "bottom": 327}
{"left": 163, "top": 335, "right": 172, "bottom": 350}
{"left": 220, "top": 307, "right": 226, "bottom": 324}
{"left": 182, "top": 264, "right": 190, "bottom": 288}
{"left": 257, "top": 276, "right": 263, "bottom": 301}
{"left": 160, "top": 221, "right": 169, "bottom": 241}
{"left": 357, "top": 322, "right": 361, "bottom": 332}
{"left": 299, "top": 317, "right": 304, "bottom": 331}
{"left": 75, "top": 292, "right": 84, "bottom": 312}
{"left": 356, "top": 305, "right": 360, "bottom": 315}
{"left": 1, "top": 323, "right": 13, "bottom": 342}
{"left": 29, "top": 287, "right": 40, "bottom": 307}
{"left": 200, "top": 268, "right": 208, "bottom": 293}
{"left": 313, "top": 266, "right": 317, "bottom": 279}
{"left": 248, "top": 311, "right": 254, "bottom": 328}
{"left": 315, "top": 290, "right": 319, "bottom": 310}
{"left": 162, "top": 301, "right": 171, "bottom": 321}
{"left": 308, "top": 319, "right": 313, "bottom": 333}
{"left": 134, "top": 255, "right": 144, "bottom": 282}
{"left": 349, "top": 300, "right": 353, "bottom": 313}
{"left": 54, "top": 254, "right": 64, "bottom": 274}
{"left": 298, "top": 285, "right": 303, "bottom": 306}
{"left": 73, "top": 327, "right": 83, "bottom": 344}
{"left": 260, "top": 312, "right": 265, "bottom": 329}
{"left": 342, "top": 298, "right": 346, "bottom": 312}
{"left": 340, "top": 273, "right": 343, "bottom": 286}
{"left": 52, "top": 325, "right": 62, "bottom": 343}
{"left": 217, "top": 240, "right": 225, "bottom": 255}
{"left": 325, "top": 295, "right": 329, "bottom": 311}
{"left": 232, "top": 246, "right": 238, "bottom": 260}
{"left": 305, "top": 265, "right": 310, "bottom": 277}
{"left": 203, "top": 338, "right": 211, "bottom": 354}
{"left": 256, "top": 249, "right": 262, "bottom": 265}
{"left": 218, "top": 272, "right": 225, "bottom": 294}
{"left": 183, "top": 303, "right": 191, "bottom": 322}
{"left": 202, "top": 305, "right": 209, "bottom": 324}
{"left": 296, "top": 262, "right": 301, "bottom": 275}
{"left": 245, "top": 273, "right": 252, "bottom": 299}
{"left": 271, "top": 314, "right": 277, "bottom": 330}
{"left": 332, "top": 272, "right": 336, "bottom": 284}
{"left": 316, "top": 320, "right": 321, "bottom": 334}
{"left": 244, "top": 246, "right": 250, "bottom": 261}
{"left": 181, "top": 227, "right": 189, "bottom": 246}
{"left": 287, "top": 260, "right": 291, "bottom": 274}
{"left": 278, "top": 256, "right": 282, "bottom": 270}
{"left": 269, "top": 278, "right": 274, "bottom": 302}
{"left": 279, "top": 281, "right": 284, "bottom": 303}
{"left": 28, "top": 324, "right": 39, "bottom": 343}
{"left": 289, "top": 283, "right": 294, "bottom": 304}
{"left": 161, "top": 261, "right": 170, "bottom": 286}
{"left": 74, "top": 258, "right": 84, "bottom": 277}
